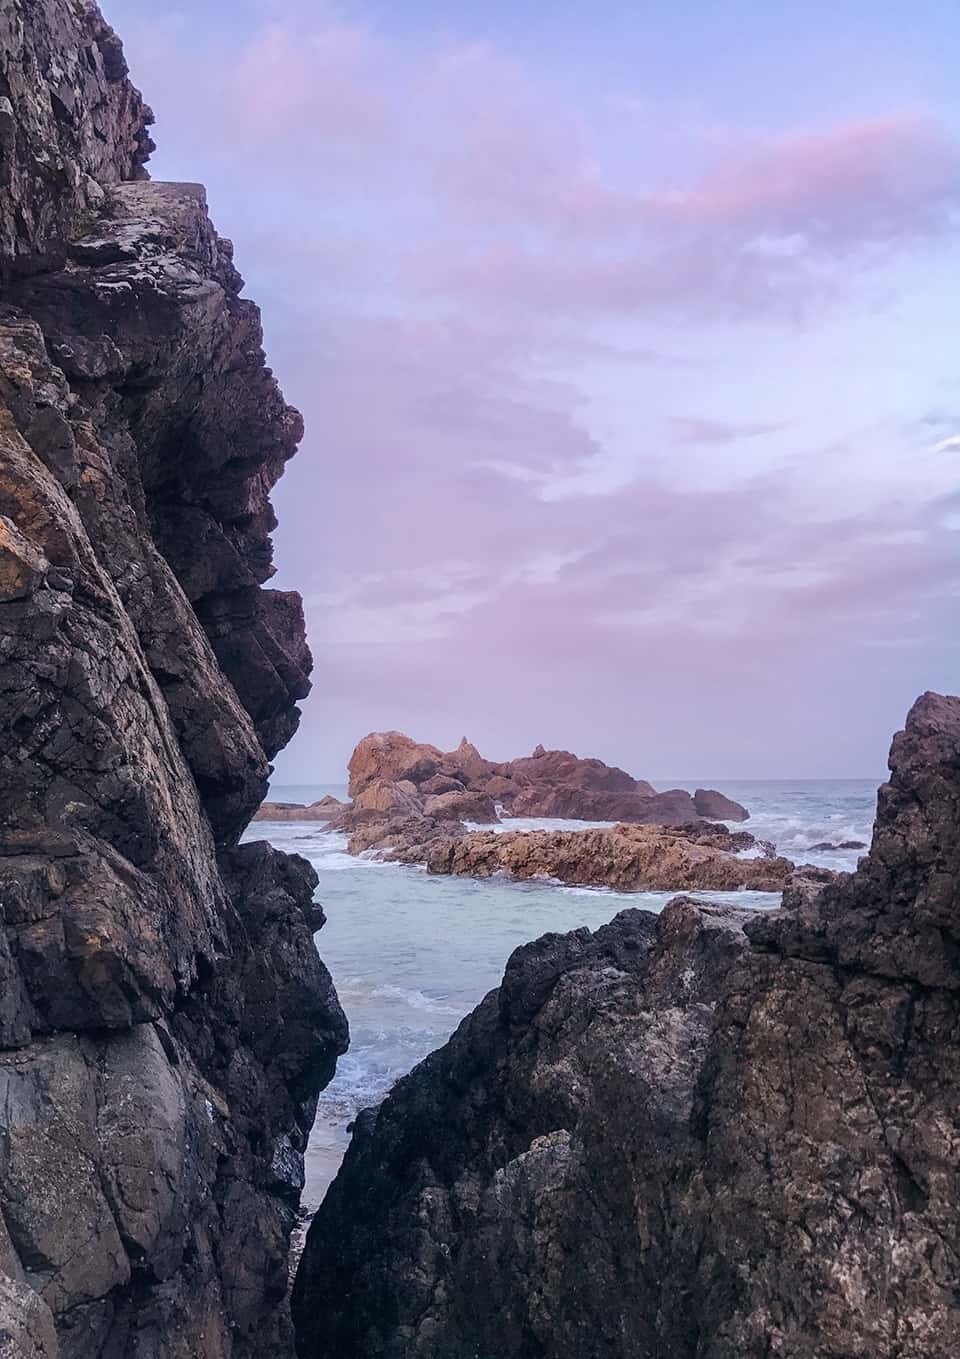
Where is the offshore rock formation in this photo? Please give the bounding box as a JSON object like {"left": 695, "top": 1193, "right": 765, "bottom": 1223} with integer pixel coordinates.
{"left": 344, "top": 730, "right": 749, "bottom": 824}
{"left": 424, "top": 822, "right": 802, "bottom": 892}
{"left": 0, "top": 6, "right": 346, "bottom": 1358}
{"left": 254, "top": 796, "right": 347, "bottom": 822}
{"left": 293, "top": 693, "right": 960, "bottom": 1358}
{"left": 348, "top": 816, "right": 796, "bottom": 893}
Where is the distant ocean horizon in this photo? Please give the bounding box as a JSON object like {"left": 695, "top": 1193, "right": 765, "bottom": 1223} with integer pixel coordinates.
{"left": 268, "top": 775, "right": 887, "bottom": 798}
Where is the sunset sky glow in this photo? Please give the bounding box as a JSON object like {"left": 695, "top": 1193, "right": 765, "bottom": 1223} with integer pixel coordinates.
{"left": 104, "top": 0, "right": 960, "bottom": 781}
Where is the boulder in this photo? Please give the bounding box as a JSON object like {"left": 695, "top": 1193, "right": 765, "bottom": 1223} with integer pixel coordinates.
{"left": 693, "top": 788, "right": 750, "bottom": 821}
{"left": 419, "top": 774, "right": 465, "bottom": 796}
{"left": 347, "top": 731, "right": 442, "bottom": 796}
{"left": 480, "top": 773, "right": 528, "bottom": 803}
{"left": 347, "top": 815, "right": 469, "bottom": 863}
{"left": 353, "top": 778, "right": 423, "bottom": 816}
{"left": 422, "top": 790, "right": 499, "bottom": 823}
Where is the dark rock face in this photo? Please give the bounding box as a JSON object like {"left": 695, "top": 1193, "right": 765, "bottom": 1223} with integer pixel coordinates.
{"left": 0, "top": 0, "right": 154, "bottom": 268}
{"left": 293, "top": 693, "right": 960, "bottom": 1359}
{"left": 0, "top": 6, "right": 346, "bottom": 1357}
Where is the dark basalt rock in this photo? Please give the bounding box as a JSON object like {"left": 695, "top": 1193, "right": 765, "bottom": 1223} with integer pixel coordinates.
{"left": 0, "top": 5, "right": 346, "bottom": 1357}
{"left": 293, "top": 693, "right": 960, "bottom": 1359}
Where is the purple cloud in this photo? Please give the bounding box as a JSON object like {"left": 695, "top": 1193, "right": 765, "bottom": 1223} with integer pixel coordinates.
{"left": 103, "top": 2, "right": 960, "bottom": 777}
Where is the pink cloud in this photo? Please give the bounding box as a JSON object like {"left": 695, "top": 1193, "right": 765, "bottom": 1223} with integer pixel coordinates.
{"left": 230, "top": 22, "right": 387, "bottom": 141}
{"left": 109, "top": 9, "right": 960, "bottom": 776}
{"left": 652, "top": 116, "right": 960, "bottom": 247}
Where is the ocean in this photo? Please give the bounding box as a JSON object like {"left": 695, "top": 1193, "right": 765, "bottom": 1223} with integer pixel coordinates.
{"left": 240, "top": 777, "right": 881, "bottom": 1210}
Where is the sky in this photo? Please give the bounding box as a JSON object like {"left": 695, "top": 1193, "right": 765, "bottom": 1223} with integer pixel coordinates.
{"left": 102, "top": 0, "right": 960, "bottom": 782}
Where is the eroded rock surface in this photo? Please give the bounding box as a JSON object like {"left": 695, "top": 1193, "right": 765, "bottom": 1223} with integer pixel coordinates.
{"left": 343, "top": 730, "right": 748, "bottom": 824}
{"left": 0, "top": 6, "right": 346, "bottom": 1357}
{"left": 348, "top": 816, "right": 798, "bottom": 892}
{"left": 424, "top": 822, "right": 803, "bottom": 891}
{"left": 294, "top": 693, "right": 960, "bottom": 1358}
{"left": 342, "top": 812, "right": 785, "bottom": 892}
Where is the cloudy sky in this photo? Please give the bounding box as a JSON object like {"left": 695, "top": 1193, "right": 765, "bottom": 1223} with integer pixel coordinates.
{"left": 104, "top": 0, "right": 960, "bottom": 782}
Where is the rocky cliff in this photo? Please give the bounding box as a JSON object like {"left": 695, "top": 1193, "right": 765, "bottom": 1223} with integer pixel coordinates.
{"left": 0, "top": 5, "right": 346, "bottom": 1357}
{"left": 293, "top": 692, "right": 960, "bottom": 1358}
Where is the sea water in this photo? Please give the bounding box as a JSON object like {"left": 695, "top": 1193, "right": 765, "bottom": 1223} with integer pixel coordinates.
{"left": 240, "top": 778, "right": 880, "bottom": 1209}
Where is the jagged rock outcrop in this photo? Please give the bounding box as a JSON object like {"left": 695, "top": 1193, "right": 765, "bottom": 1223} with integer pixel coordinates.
{"left": 0, "top": 6, "right": 346, "bottom": 1357}
{"left": 0, "top": 0, "right": 155, "bottom": 269}
{"left": 346, "top": 815, "right": 795, "bottom": 892}
{"left": 421, "top": 789, "right": 498, "bottom": 822}
{"left": 424, "top": 822, "right": 803, "bottom": 892}
{"left": 293, "top": 693, "right": 960, "bottom": 1358}
{"left": 343, "top": 730, "right": 748, "bottom": 824}
{"left": 254, "top": 796, "right": 347, "bottom": 822}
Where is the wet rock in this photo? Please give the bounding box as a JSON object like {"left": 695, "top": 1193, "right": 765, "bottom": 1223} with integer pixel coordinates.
{"left": 347, "top": 814, "right": 469, "bottom": 862}
{"left": 347, "top": 815, "right": 804, "bottom": 894}
{"left": 426, "top": 822, "right": 803, "bottom": 892}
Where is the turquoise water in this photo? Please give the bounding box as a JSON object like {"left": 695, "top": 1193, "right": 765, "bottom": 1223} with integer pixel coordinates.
{"left": 242, "top": 778, "right": 880, "bottom": 1207}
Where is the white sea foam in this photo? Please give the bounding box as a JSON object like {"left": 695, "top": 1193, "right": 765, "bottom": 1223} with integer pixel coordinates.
{"left": 246, "top": 776, "right": 881, "bottom": 1203}
{"left": 368, "top": 984, "right": 461, "bottom": 1015}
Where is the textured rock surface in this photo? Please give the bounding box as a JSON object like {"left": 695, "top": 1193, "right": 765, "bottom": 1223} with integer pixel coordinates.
{"left": 424, "top": 821, "right": 803, "bottom": 891}
{"left": 343, "top": 813, "right": 783, "bottom": 892}
{"left": 0, "top": 6, "right": 346, "bottom": 1357}
{"left": 343, "top": 730, "right": 748, "bottom": 824}
{"left": 294, "top": 693, "right": 960, "bottom": 1358}
{"left": 0, "top": 0, "right": 154, "bottom": 268}
{"left": 253, "top": 796, "right": 347, "bottom": 822}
